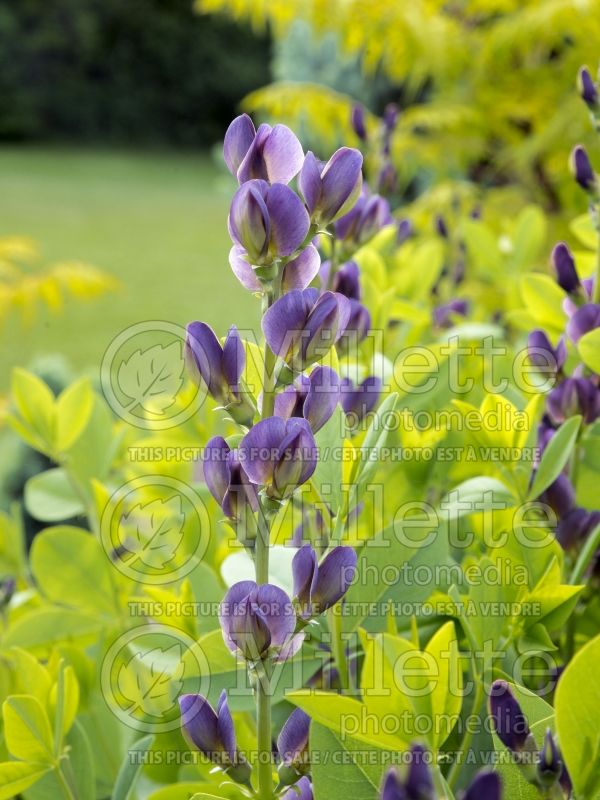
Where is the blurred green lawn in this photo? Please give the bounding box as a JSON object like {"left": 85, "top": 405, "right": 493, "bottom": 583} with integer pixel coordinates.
{"left": 0, "top": 147, "right": 256, "bottom": 388}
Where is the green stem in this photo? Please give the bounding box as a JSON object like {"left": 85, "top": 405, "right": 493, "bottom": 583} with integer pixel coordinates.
{"left": 55, "top": 763, "right": 77, "bottom": 800}
{"left": 570, "top": 520, "right": 600, "bottom": 584}
{"left": 446, "top": 673, "right": 485, "bottom": 790}
{"left": 256, "top": 658, "right": 274, "bottom": 800}
{"left": 593, "top": 221, "right": 600, "bottom": 304}
{"left": 328, "top": 606, "right": 349, "bottom": 691}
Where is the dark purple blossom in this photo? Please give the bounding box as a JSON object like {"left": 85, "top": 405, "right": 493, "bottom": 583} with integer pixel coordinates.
{"left": 351, "top": 104, "right": 367, "bottom": 141}
{"left": 380, "top": 768, "right": 406, "bottom": 800}
{"left": 239, "top": 416, "right": 317, "bottom": 498}
{"left": 379, "top": 745, "right": 434, "bottom": 800}
{"left": 331, "top": 260, "right": 361, "bottom": 300}
{"left": 262, "top": 288, "right": 351, "bottom": 372}
{"left": 203, "top": 436, "right": 259, "bottom": 521}
{"left": 489, "top": 680, "right": 531, "bottom": 753}
{"left": 274, "top": 366, "right": 340, "bottom": 433}
{"left": 434, "top": 214, "right": 449, "bottom": 239}
{"left": 433, "top": 299, "right": 468, "bottom": 328}
{"left": 557, "top": 507, "right": 600, "bottom": 549}
{"left": 579, "top": 66, "right": 599, "bottom": 108}
{"left": 335, "top": 189, "right": 393, "bottom": 245}
{"left": 537, "top": 728, "right": 562, "bottom": 788}
{"left": 552, "top": 242, "right": 580, "bottom": 294}
{"left": 397, "top": 218, "right": 413, "bottom": 245}
{"left": 277, "top": 707, "right": 311, "bottom": 769}
{"left": 377, "top": 162, "right": 398, "bottom": 195}
{"left": 566, "top": 303, "right": 600, "bottom": 343}
{"left": 299, "top": 148, "right": 363, "bottom": 226}
{"left": 282, "top": 776, "right": 313, "bottom": 800}
{"left": 546, "top": 377, "right": 600, "bottom": 425}
{"left": 570, "top": 145, "right": 597, "bottom": 192}
{"left": 292, "top": 544, "right": 357, "bottom": 618}
{"left": 463, "top": 771, "right": 502, "bottom": 800}
{"left": 527, "top": 330, "right": 567, "bottom": 374}
{"left": 343, "top": 300, "right": 372, "bottom": 343}
{"left": 341, "top": 376, "right": 382, "bottom": 424}
{"left": 228, "top": 179, "right": 310, "bottom": 265}
{"left": 538, "top": 474, "right": 576, "bottom": 519}
{"left": 383, "top": 103, "right": 400, "bottom": 133}
{"left": 224, "top": 114, "right": 304, "bottom": 185}
{"left": 179, "top": 691, "right": 251, "bottom": 783}
{"left": 219, "top": 581, "right": 303, "bottom": 662}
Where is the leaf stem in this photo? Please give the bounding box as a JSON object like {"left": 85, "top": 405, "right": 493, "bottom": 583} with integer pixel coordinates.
{"left": 570, "top": 520, "right": 600, "bottom": 585}
{"left": 328, "top": 606, "right": 350, "bottom": 692}
{"left": 55, "top": 763, "right": 77, "bottom": 800}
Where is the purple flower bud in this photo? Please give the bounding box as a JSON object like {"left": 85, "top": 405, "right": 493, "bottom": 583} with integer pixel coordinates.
{"left": 489, "top": 680, "right": 531, "bottom": 752}
{"left": 404, "top": 744, "right": 434, "bottom": 800}
{"left": 342, "top": 300, "right": 372, "bottom": 343}
{"left": 277, "top": 707, "right": 311, "bottom": 769}
{"left": 536, "top": 416, "right": 555, "bottom": 461}
{"left": 377, "top": 162, "right": 398, "bottom": 195}
{"left": 557, "top": 507, "right": 600, "bottom": 549}
{"left": 537, "top": 728, "right": 562, "bottom": 788}
{"left": 397, "top": 218, "right": 413, "bottom": 245}
{"left": 547, "top": 377, "right": 600, "bottom": 425}
{"left": 229, "top": 180, "right": 310, "bottom": 265}
{"left": 434, "top": 214, "right": 449, "bottom": 238}
{"left": 331, "top": 261, "right": 361, "bottom": 300}
{"left": 179, "top": 691, "right": 251, "bottom": 783}
{"left": 463, "top": 771, "right": 501, "bottom": 800}
{"left": 578, "top": 66, "right": 599, "bottom": 108}
{"left": 351, "top": 104, "right": 367, "bottom": 141}
{"left": 433, "top": 299, "right": 468, "bottom": 328}
{"left": 380, "top": 768, "right": 407, "bottom": 800}
{"left": 334, "top": 189, "right": 393, "bottom": 244}
{"left": 292, "top": 544, "right": 357, "bottom": 618}
{"left": 566, "top": 302, "right": 600, "bottom": 342}
{"left": 552, "top": 243, "right": 580, "bottom": 294}
{"left": 291, "top": 508, "right": 328, "bottom": 548}
{"left": 262, "top": 288, "right": 351, "bottom": 372}
{"left": 224, "top": 114, "right": 304, "bottom": 185}
{"left": 341, "top": 376, "right": 382, "bottom": 425}
{"left": 527, "top": 329, "right": 567, "bottom": 374}
{"left": 570, "top": 145, "right": 597, "bottom": 192}
{"left": 299, "top": 148, "right": 363, "bottom": 226}
{"left": 538, "top": 474, "right": 576, "bottom": 519}
{"left": 239, "top": 416, "right": 317, "bottom": 499}
{"left": 282, "top": 776, "right": 313, "bottom": 800}
{"left": 203, "top": 437, "right": 259, "bottom": 521}
{"left": 274, "top": 366, "right": 340, "bottom": 433}
{"left": 219, "top": 581, "right": 302, "bottom": 662}
{"left": 383, "top": 103, "right": 400, "bottom": 132}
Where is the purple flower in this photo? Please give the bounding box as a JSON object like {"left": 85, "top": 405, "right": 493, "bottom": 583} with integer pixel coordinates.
{"left": 274, "top": 366, "right": 340, "bottom": 433}
{"left": 463, "top": 771, "right": 502, "bottom": 800}
{"left": 299, "top": 149, "right": 363, "bottom": 226}
{"left": 335, "top": 189, "right": 393, "bottom": 245}
{"left": 331, "top": 260, "right": 361, "bottom": 300}
{"left": 262, "top": 288, "right": 351, "bottom": 372}
{"left": 433, "top": 299, "right": 469, "bottom": 328}
{"left": 397, "top": 218, "right": 413, "bottom": 245}
{"left": 552, "top": 242, "right": 580, "bottom": 294}
{"left": 341, "top": 376, "right": 382, "bottom": 425}
{"left": 435, "top": 214, "right": 449, "bottom": 239}
{"left": 179, "top": 691, "right": 251, "bottom": 784}
{"left": 570, "top": 145, "right": 597, "bottom": 192}
{"left": 277, "top": 707, "right": 311, "bottom": 769}
{"left": 219, "top": 580, "right": 303, "bottom": 662}
{"left": 527, "top": 330, "right": 567, "bottom": 374}
{"left": 230, "top": 244, "right": 321, "bottom": 293}
{"left": 557, "top": 507, "right": 600, "bottom": 549}
{"left": 229, "top": 180, "right": 310, "bottom": 265}
{"left": 547, "top": 377, "right": 600, "bottom": 425}
{"left": 578, "top": 66, "right": 599, "bottom": 108}
{"left": 380, "top": 768, "right": 406, "bottom": 800}
{"left": 383, "top": 103, "right": 400, "bottom": 133}
{"left": 404, "top": 744, "right": 434, "bottom": 800}
{"left": 489, "top": 680, "right": 531, "bottom": 753}
{"left": 537, "top": 728, "right": 562, "bottom": 788}
{"left": 239, "top": 416, "right": 317, "bottom": 499}
{"left": 203, "top": 437, "right": 259, "bottom": 521}
{"left": 224, "top": 114, "right": 304, "bottom": 185}
{"left": 351, "top": 104, "right": 367, "bottom": 141}
{"left": 282, "top": 777, "right": 313, "bottom": 800}
{"left": 566, "top": 303, "right": 600, "bottom": 342}
{"left": 343, "top": 300, "right": 372, "bottom": 343}
{"left": 292, "top": 544, "right": 357, "bottom": 618}
{"left": 538, "top": 474, "right": 576, "bottom": 519}
{"left": 377, "top": 162, "right": 398, "bottom": 195}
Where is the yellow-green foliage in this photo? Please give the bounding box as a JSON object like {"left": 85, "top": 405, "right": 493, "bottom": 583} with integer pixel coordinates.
{"left": 198, "top": 0, "right": 600, "bottom": 208}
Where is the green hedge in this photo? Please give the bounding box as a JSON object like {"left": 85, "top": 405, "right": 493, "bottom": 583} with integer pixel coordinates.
{"left": 0, "top": 0, "right": 271, "bottom": 146}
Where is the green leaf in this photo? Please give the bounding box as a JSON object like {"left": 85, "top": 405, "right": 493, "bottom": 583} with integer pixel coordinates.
{"left": 49, "top": 663, "right": 80, "bottom": 751}
{"left": 149, "top": 785, "right": 233, "bottom": 800}
{"left": 570, "top": 213, "right": 598, "bottom": 249}
{"left": 520, "top": 274, "right": 566, "bottom": 328}
{"left": 0, "top": 762, "right": 51, "bottom": 800}
{"left": 62, "top": 721, "right": 95, "bottom": 800}
{"left": 24, "top": 469, "right": 85, "bottom": 523}
{"left": 312, "top": 405, "right": 345, "bottom": 514}
{"left": 510, "top": 205, "right": 547, "bottom": 270}
{"left": 348, "top": 392, "right": 398, "bottom": 504}
{"left": 556, "top": 633, "right": 600, "bottom": 799}
{"left": 528, "top": 415, "right": 581, "bottom": 500}
{"left": 113, "top": 734, "right": 154, "bottom": 800}
{"left": 9, "top": 368, "right": 55, "bottom": 455}
{"left": 55, "top": 378, "right": 94, "bottom": 452}
{"left": 117, "top": 342, "right": 184, "bottom": 415}
{"left": 578, "top": 327, "right": 600, "bottom": 373}
{"left": 3, "top": 607, "right": 102, "bottom": 652}
{"left": 3, "top": 695, "right": 54, "bottom": 764}
{"left": 439, "top": 477, "right": 516, "bottom": 519}
{"left": 426, "top": 622, "right": 462, "bottom": 750}
{"left": 120, "top": 496, "right": 185, "bottom": 570}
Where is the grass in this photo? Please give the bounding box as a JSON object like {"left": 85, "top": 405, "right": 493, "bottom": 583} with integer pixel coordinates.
{"left": 0, "top": 146, "right": 257, "bottom": 388}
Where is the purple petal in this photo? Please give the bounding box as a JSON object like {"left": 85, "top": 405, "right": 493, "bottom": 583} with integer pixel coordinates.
{"left": 273, "top": 632, "right": 305, "bottom": 664}
{"left": 312, "top": 546, "right": 357, "bottom": 612}
{"left": 229, "top": 593, "right": 272, "bottom": 659}
{"left": 273, "top": 424, "right": 311, "bottom": 496}
{"left": 229, "top": 246, "right": 262, "bottom": 292}
{"left": 489, "top": 679, "right": 531, "bottom": 752}
{"left": 303, "top": 366, "right": 340, "bottom": 432}
{"left": 239, "top": 416, "right": 287, "bottom": 485}
{"left": 298, "top": 151, "right": 323, "bottom": 215}
{"left": 262, "top": 124, "right": 304, "bottom": 184}
{"left": 292, "top": 544, "right": 318, "bottom": 611}
{"left": 253, "top": 583, "right": 296, "bottom": 647}
{"left": 179, "top": 694, "right": 220, "bottom": 756}
{"left": 186, "top": 321, "right": 225, "bottom": 399}
{"left": 274, "top": 385, "right": 299, "bottom": 421}
{"left": 464, "top": 772, "right": 501, "bottom": 800}
{"left": 552, "top": 242, "right": 579, "bottom": 294}
{"left": 219, "top": 580, "right": 257, "bottom": 652}
{"left": 216, "top": 690, "right": 236, "bottom": 761}
{"left": 380, "top": 768, "right": 405, "bottom": 800}
{"left": 282, "top": 776, "right": 313, "bottom": 800}
{"left": 262, "top": 289, "right": 311, "bottom": 360}
{"left": 405, "top": 744, "right": 434, "bottom": 799}
{"left": 223, "top": 114, "right": 256, "bottom": 178}
{"left": 332, "top": 260, "right": 361, "bottom": 300}
{"left": 319, "top": 147, "right": 363, "bottom": 223}
{"left": 282, "top": 245, "right": 321, "bottom": 292}
{"left": 266, "top": 183, "right": 310, "bottom": 257}
{"left": 277, "top": 707, "right": 311, "bottom": 765}
{"left": 566, "top": 303, "right": 600, "bottom": 342}
{"left": 229, "top": 180, "right": 270, "bottom": 263}
{"left": 301, "top": 292, "right": 351, "bottom": 366}
{"left": 222, "top": 325, "right": 245, "bottom": 390}
{"left": 203, "top": 436, "right": 231, "bottom": 507}
{"left": 237, "top": 123, "right": 271, "bottom": 183}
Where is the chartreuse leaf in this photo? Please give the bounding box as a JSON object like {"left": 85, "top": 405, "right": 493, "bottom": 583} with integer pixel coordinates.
{"left": 49, "top": 662, "right": 80, "bottom": 751}
{"left": 578, "top": 327, "right": 600, "bottom": 373}
{"left": 3, "top": 695, "right": 54, "bottom": 764}
{"left": 24, "top": 469, "right": 85, "bottom": 522}
{"left": 312, "top": 404, "right": 346, "bottom": 514}
{"left": 520, "top": 557, "right": 583, "bottom": 633}
{"left": 3, "top": 607, "right": 102, "bottom": 652}
{"left": 348, "top": 392, "right": 398, "bottom": 500}
{"left": 54, "top": 377, "right": 94, "bottom": 452}
{"left": 8, "top": 368, "right": 56, "bottom": 454}
{"left": 113, "top": 733, "right": 154, "bottom": 800}
{"left": 426, "top": 622, "right": 462, "bottom": 751}
{"left": 9, "top": 647, "right": 52, "bottom": 705}
{"left": 556, "top": 633, "right": 600, "bottom": 799}
{"left": 570, "top": 212, "right": 598, "bottom": 248}
{"left": 0, "top": 762, "right": 51, "bottom": 800}
{"left": 519, "top": 274, "right": 566, "bottom": 330}
{"left": 150, "top": 786, "right": 232, "bottom": 800}
{"left": 528, "top": 415, "right": 581, "bottom": 500}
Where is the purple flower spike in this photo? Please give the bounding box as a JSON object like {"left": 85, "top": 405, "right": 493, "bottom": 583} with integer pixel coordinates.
{"left": 404, "top": 744, "right": 434, "bottom": 800}
{"left": 179, "top": 692, "right": 251, "bottom": 783}
{"left": 282, "top": 245, "right": 321, "bottom": 292}
{"left": 570, "top": 145, "right": 597, "bottom": 192}
{"left": 275, "top": 366, "right": 340, "bottom": 433}
{"left": 380, "top": 768, "right": 407, "bottom": 800}
{"left": 566, "top": 302, "right": 600, "bottom": 342}
{"left": 292, "top": 544, "right": 357, "bottom": 618}
{"left": 464, "top": 771, "right": 502, "bottom": 800}
{"left": 579, "top": 66, "right": 599, "bottom": 108}
{"left": 224, "top": 114, "right": 304, "bottom": 185}
{"left": 299, "top": 148, "right": 363, "bottom": 226}
{"left": 547, "top": 377, "right": 600, "bottom": 425}
{"left": 229, "top": 180, "right": 310, "bottom": 265}
{"left": 277, "top": 707, "right": 311, "bottom": 767}
{"left": 527, "top": 330, "right": 567, "bottom": 374}
{"left": 489, "top": 680, "right": 531, "bottom": 752}
{"left": 332, "top": 261, "right": 361, "bottom": 300}
{"left": 262, "top": 287, "right": 351, "bottom": 372}
{"left": 203, "top": 437, "right": 259, "bottom": 521}
{"left": 282, "top": 776, "right": 313, "bottom": 800}
{"left": 219, "top": 581, "right": 301, "bottom": 662}
{"left": 341, "top": 376, "right": 382, "bottom": 425}
{"left": 552, "top": 242, "right": 580, "bottom": 294}
{"left": 239, "top": 416, "right": 317, "bottom": 499}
